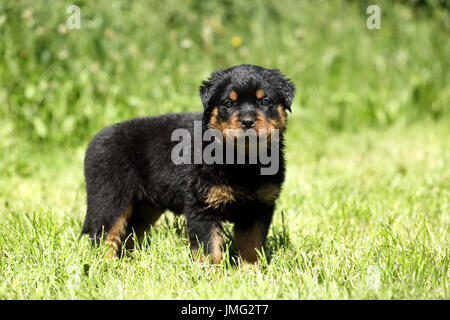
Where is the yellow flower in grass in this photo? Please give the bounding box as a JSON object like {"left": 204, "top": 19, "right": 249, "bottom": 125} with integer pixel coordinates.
{"left": 231, "top": 36, "right": 242, "bottom": 47}
{"left": 58, "top": 24, "right": 68, "bottom": 35}
{"left": 127, "top": 45, "right": 138, "bottom": 57}
{"left": 22, "top": 9, "right": 33, "bottom": 21}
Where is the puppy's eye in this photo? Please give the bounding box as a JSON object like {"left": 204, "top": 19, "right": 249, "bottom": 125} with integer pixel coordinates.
{"left": 260, "top": 98, "right": 271, "bottom": 106}
{"left": 223, "top": 100, "right": 233, "bottom": 108}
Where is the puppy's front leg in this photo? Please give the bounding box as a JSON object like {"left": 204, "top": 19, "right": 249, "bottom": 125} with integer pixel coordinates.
{"left": 234, "top": 212, "right": 272, "bottom": 264}
{"left": 187, "top": 214, "right": 223, "bottom": 264}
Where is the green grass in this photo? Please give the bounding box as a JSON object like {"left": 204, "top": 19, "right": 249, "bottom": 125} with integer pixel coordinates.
{"left": 0, "top": 118, "right": 448, "bottom": 299}
{"left": 0, "top": 0, "right": 449, "bottom": 299}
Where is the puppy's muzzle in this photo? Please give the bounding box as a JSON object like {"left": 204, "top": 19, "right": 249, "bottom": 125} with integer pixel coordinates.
{"left": 240, "top": 116, "right": 256, "bottom": 129}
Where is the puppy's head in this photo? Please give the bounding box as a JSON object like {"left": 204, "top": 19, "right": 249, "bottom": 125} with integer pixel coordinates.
{"left": 200, "top": 65, "right": 295, "bottom": 139}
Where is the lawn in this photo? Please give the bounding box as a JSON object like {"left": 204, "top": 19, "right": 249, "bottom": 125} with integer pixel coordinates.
{"left": 0, "top": 118, "right": 448, "bottom": 299}
{"left": 0, "top": 0, "right": 448, "bottom": 299}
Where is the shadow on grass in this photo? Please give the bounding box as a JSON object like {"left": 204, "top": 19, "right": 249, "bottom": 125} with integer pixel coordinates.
{"left": 220, "top": 210, "right": 293, "bottom": 268}
{"left": 114, "top": 210, "right": 293, "bottom": 268}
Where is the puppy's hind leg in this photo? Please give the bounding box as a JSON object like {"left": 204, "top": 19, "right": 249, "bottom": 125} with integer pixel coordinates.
{"left": 81, "top": 191, "right": 134, "bottom": 257}
{"left": 104, "top": 204, "right": 133, "bottom": 257}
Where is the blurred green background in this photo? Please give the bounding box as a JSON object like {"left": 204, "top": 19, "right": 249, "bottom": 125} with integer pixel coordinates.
{"left": 0, "top": 0, "right": 448, "bottom": 150}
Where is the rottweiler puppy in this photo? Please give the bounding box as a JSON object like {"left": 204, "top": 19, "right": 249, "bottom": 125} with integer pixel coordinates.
{"left": 81, "top": 64, "right": 295, "bottom": 264}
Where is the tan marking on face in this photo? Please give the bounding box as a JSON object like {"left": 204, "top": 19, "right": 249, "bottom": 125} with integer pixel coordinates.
{"left": 209, "top": 107, "right": 222, "bottom": 131}
{"left": 234, "top": 223, "right": 264, "bottom": 263}
{"left": 223, "top": 114, "right": 241, "bottom": 131}
{"left": 209, "top": 104, "right": 286, "bottom": 145}
{"left": 209, "top": 107, "right": 243, "bottom": 141}
{"left": 229, "top": 90, "right": 238, "bottom": 101}
{"left": 256, "top": 184, "right": 280, "bottom": 203}
{"left": 105, "top": 204, "right": 133, "bottom": 257}
{"left": 256, "top": 89, "right": 265, "bottom": 99}
{"left": 254, "top": 110, "right": 275, "bottom": 134}
{"left": 252, "top": 105, "right": 287, "bottom": 142}
{"left": 205, "top": 185, "right": 235, "bottom": 209}
{"left": 210, "top": 107, "right": 240, "bottom": 130}
{"left": 268, "top": 104, "right": 287, "bottom": 130}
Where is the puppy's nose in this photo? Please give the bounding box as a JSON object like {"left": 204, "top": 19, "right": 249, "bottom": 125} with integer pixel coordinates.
{"left": 240, "top": 117, "right": 255, "bottom": 129}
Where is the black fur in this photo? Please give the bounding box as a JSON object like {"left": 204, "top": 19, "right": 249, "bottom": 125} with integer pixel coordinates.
{"left": 81, "top": 64, "right": 295, "bottom": 262}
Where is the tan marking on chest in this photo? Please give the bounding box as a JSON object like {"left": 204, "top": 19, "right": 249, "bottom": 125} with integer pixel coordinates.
{"left": 205, "top": 185, "right": 236, "bottom": 209}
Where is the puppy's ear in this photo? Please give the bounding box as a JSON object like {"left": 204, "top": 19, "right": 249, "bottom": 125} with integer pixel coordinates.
{"left": 199, "top": 69, "right": 226, "bottom": 109}
{"left": 280, "top": 77, "right": 295, "bottom": 112}
{"left": 269, "top": 69, "right": 295, "bottom": 112}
